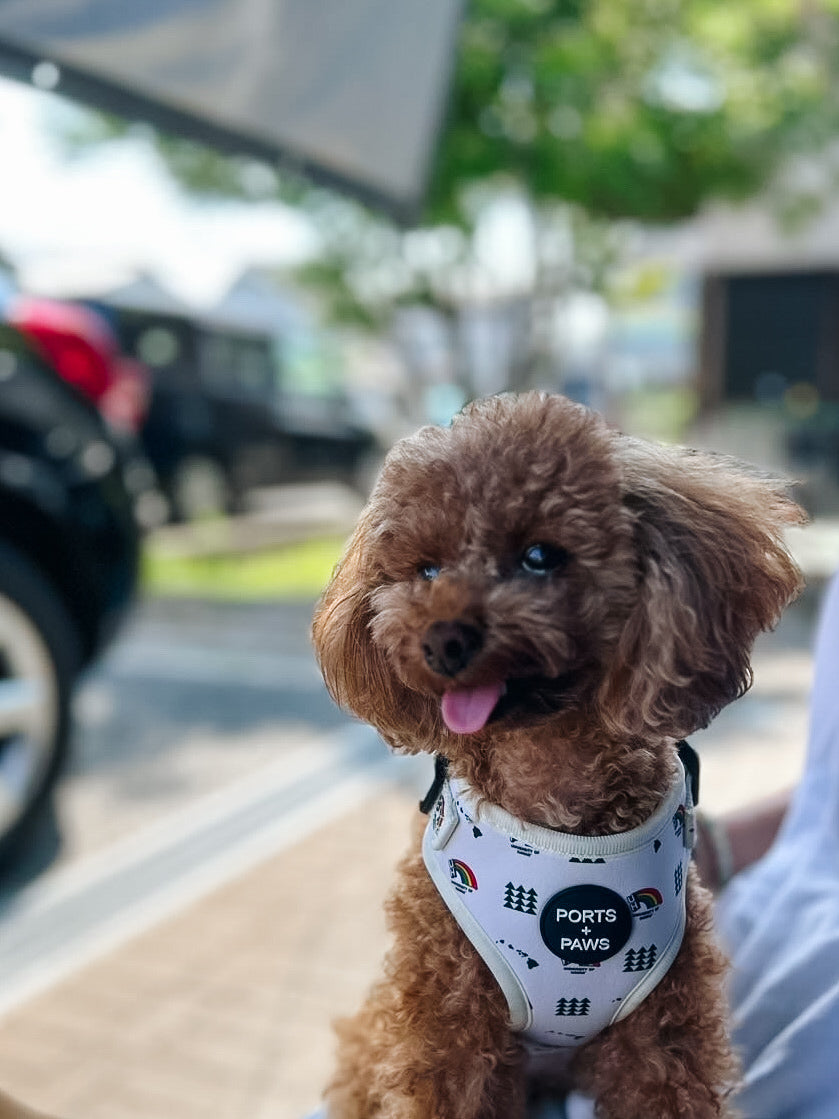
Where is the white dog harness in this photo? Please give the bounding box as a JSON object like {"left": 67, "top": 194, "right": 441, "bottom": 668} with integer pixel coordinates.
{"left": 422, "top": 755, "right": 696, "bottom": 1052}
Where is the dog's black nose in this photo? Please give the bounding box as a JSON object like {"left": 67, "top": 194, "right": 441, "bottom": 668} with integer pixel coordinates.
{"left": 422, "top": 620, "right": 483, "bottom": 677}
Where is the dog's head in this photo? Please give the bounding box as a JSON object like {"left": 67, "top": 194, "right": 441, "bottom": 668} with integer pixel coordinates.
{"left": 313, "top": 393, "right": 804, "bottom": 755}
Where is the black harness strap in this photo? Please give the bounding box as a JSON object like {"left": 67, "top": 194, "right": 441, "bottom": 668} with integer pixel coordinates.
{"left": 419, "top": 755, "right": 449, "bottom": 814}
{"left": 677, "top": 739, "right": 700, "bottom": 806}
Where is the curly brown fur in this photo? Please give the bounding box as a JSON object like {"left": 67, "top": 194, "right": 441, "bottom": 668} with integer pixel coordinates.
{"left": 313, "top": 392, "right": 804, "bottom": 1118}
{"left": 327, "top": 814, "right": 526, "bottom": 1119}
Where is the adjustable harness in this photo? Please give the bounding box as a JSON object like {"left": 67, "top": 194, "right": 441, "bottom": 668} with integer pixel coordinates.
{"left": 420, "top": 745, "right": 698, "bottom": 1052}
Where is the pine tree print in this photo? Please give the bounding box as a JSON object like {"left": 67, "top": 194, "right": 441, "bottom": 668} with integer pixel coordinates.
{"left": 555, "top": 997, "right": 591, "bottom": 1016}
{"left": 623, "top": 944, "right": 658, "bottom": 972}
{"left": 502, "top": 882, "right": 539, "bottom": 914}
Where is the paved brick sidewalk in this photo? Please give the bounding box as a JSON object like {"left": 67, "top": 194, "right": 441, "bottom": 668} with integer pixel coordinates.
{"left": 0, "top": 634, "right": 815, "bottom": 1119}
{"left": 0, "top": 790, "right": 416, "bottom": 1119}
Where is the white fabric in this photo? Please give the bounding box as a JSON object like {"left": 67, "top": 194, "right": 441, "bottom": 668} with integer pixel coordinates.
{"left": 422, "top": 764, "right": 695, "bottom": 1049}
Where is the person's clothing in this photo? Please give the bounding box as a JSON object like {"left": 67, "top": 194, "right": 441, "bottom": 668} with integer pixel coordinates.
{"left": 713, "top": 570, "right": 839, "bottom": 1119}
{"left": 422, "top": 763, "right": 695, "bottom": 1050}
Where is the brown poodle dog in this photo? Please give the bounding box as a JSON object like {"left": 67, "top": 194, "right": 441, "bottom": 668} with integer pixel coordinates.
{"left": 312, "top": 392, "right": 804, "bottom": 1119}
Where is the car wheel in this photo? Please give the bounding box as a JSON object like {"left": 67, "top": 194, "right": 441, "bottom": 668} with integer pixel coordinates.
{"left": 0, "top": 543, "right": 80, "bottom": 864}
{"left": 169, "top": 455, "right": 232, "bottom": 522}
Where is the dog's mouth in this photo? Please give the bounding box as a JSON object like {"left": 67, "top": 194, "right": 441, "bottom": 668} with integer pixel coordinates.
{"left": 440, "top": 671, "right": 583, "bottom": 735}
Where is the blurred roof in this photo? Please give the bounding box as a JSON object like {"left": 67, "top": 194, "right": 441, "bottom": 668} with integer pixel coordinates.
{"left": 82, "top": 272, "right": 194, "bottom": 315}
{"left": 630, "top": 193, "right": 839, "bottom": 277}
{"left": 695, "top": 200, "right": 839, "bottom": 274}
{"left": 0, "top": 0, "right": 462, "bottom": 222}
{"left": 211, "top": 268, "right": 307, "bottom": 335}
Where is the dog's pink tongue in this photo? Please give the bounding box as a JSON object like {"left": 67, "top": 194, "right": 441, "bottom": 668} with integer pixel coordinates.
{"left": 441, "top": 682, "right": 504, "bottom": 735}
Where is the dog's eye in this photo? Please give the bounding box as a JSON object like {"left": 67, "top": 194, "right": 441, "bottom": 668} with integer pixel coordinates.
{"left": 520, "top": 543, "right": 569, "bottom": 575}
{"left": 418, "top": 563, "right": 441, "bottom": 581}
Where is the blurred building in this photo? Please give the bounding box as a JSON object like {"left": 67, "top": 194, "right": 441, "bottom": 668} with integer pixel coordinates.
{"left": 636, "top": 195, "right": 839, "bottom": 508}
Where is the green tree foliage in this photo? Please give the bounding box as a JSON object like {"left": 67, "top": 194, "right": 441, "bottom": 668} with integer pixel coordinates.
{"left": 58, "top": 0, "right": 839, "bottom": 378}
{"left": 429, "top": 0, "right": 839, "bottom": 224}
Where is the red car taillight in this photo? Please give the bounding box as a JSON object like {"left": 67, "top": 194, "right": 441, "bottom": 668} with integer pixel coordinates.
{"left": 24, "top": 325, "right": 112, "bottom": 403}
{"left": 8, "top": 297, "right": 150, "bottom": 433}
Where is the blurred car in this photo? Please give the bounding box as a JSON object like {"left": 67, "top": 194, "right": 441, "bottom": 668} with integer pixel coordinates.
{"left": 0, "top": 321, "right": 143, "bottom": 862}
{"left": 7, "top": 295, "right": 151, "bottom": 436}
{"left": 89, "top": 303, "right": 380, "bottom": 521}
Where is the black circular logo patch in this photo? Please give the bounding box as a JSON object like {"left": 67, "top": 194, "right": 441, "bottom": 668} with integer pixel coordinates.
{"left": 540, "top": 884, "right": 633, "bottom": 964}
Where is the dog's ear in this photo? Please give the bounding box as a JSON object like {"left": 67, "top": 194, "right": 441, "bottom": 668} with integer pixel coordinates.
{"left": 312, "top": 512, "right": 433, "bottom": 750}
{"left": 312, "top": 511, "right": 388, "bottom": 722}
{"left": 599, "top": 441, "right": 805, "bottom": 739}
